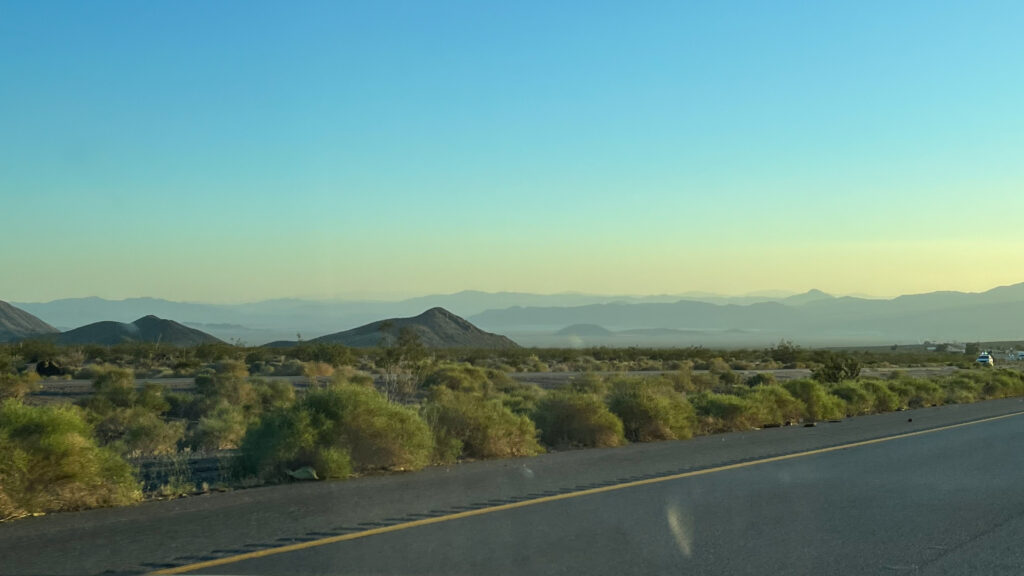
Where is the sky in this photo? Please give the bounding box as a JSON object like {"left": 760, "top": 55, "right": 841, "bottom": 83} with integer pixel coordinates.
{"left": 2, "top": 0, "right": 1023, "bottom": 303}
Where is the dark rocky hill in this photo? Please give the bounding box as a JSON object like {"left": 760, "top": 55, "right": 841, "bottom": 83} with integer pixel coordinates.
{"left": 55, "top": 315, "right": 223, "bottom": 346}
{"left": 0, "top": 300, "right": 59, "bottom": 342}
{"left": 304, "top": 307, "right": 519, "bottom": 349}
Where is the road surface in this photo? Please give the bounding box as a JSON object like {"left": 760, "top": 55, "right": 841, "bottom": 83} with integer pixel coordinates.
{"left": 1, "top": 397, "right": 1022, "bottom": 575}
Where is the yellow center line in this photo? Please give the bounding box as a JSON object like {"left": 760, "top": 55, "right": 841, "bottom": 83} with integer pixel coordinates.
{"left": 150, "top": 409, "right": 1024, "bottom": 575}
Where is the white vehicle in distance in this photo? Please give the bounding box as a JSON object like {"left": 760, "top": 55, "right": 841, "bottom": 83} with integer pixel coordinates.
{"left": 976, "top": 352, "right": 994, "bottom": 366}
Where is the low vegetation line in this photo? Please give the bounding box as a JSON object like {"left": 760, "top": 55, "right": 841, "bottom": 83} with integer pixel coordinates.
{"left": 2, "top": 339, "right": 1022, "bottom": 521}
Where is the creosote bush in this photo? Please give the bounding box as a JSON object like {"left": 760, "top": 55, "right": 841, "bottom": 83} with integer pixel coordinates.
{"left": 783, "top": 379, "right": 846, "bottom": 421}
{"left": 78, "top": 366, "right": 185, "bottom": 457}
{"left": 422, "top": 388, "right": 542, "bottom": 462}
{"left": 0, "top": 400, "right": 140, "bottom": 519}
{"left": 745, "top": 385, "right": 805, "bottom": 426}
{"left": 532, "top": 391, "right": 625, "bottom": 448}
{"left": 606, "top": 377, "right": 695, "bottom": 442}
{"left": 239, "top": 383, "right": 433, "bottom": 482}
{"left": 692, "top": 393, "right": 754, "bottom": 433}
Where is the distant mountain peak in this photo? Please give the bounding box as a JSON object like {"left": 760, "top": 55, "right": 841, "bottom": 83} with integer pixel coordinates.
{"left": 782, "top": 289, "right": 834, "bottom": 305}
{"left": 307, "top": 308, "right": 518, "bottom": 349}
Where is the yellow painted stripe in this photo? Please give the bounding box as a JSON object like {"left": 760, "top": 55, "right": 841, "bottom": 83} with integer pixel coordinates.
{"left": 150, "top": 409, "right": 1024, "bottom": 575}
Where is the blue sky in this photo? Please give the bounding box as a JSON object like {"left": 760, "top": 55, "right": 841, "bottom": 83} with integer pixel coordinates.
{"left": 2, "top": 1, "right": 1023, "bottom": 302}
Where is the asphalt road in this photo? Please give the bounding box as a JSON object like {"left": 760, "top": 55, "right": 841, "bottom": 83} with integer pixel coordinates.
{"left": 2, "top": 397, "right": 1023, "bottom": 576}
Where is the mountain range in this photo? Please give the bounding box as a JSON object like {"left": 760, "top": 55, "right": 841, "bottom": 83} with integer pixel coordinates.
{"left": 470, "top": 284, "right": 1024, "bottom": 347}
{"left": 8, "top": 283, "right": 1024, "bottom": 347}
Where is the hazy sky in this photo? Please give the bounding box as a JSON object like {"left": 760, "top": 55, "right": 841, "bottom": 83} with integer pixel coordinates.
{"left": 3, "top": 1, "right": 1023, "bottom": 303}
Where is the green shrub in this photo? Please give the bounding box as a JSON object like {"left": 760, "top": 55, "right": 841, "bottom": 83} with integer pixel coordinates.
{"left": 253, "top": 379, "right": 296, "bottom": 412}
{"left": 709, "top": 358, "right": 741, "bottom": 386}
{"left": 745, "top": 372, "right": 777, "bottom": 387}
{"left": 422, "top": 389, "right": 542, "bottom": 461}
{"left": 980, "top": 370, "right": 1024, "bottom": 399}
{"left": 498, "top": 382, "right": 544, "bottom": 415}
{"left": 860, "top": 380, "right": 900, "bottom": 412}
{"left": 98, "top": 407, "right": 185, "bottom": 457}
{"left": 830, "top": 382, "right": 874, "bottom": 415}
{"left": 812, "top": 356, "right": 862, "bottom": 383}
{"left": 606, "top": 378, "right": 695, "bottom": 442}
{"left": 887, "top": 377, "right": 943, "bottom": 408}
{"left": 237, "top": 409, "right": 349, "bottom": 481}
{"left": 0, "top": 372, "right": 40, "bottom": 401}
{"left": 239, "top": 384, "right": 433, "bottom": 481}
{"left": 89, "top": 365, "right": 136, "bottom": 408}
{"left": 565, "top": 372, "right": 609, "bottom": 396}
{"left": 692, "top": 393, "right": 754, "bottom": 433}
{"left": 194, "top": 361, "right": 254, "bottom": 408}
{"left": 79, "top": 370, "right": 185, "bottom": 457}
{"left": 532, "top": 391, "right": 625, "bottom": 448}
{"left": 303, "top": 385, "right": 433, "bottom": 471}
{"left": 0, "top": 400, "right": 140, "bottom": 518}
{"left": 745, "top": 386, "right": 805, "bottom": 426}
{"left": 783, "top": 379, "right": 846, "bottom": 421}
{"left": 421, "top": 364, "right": 493, "bottom": 394}
{"left": 191, "top": 402, "right": 248, "bottom": 451}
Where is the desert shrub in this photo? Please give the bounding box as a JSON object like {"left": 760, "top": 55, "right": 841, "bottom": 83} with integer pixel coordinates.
{"left": 239, "top": 383, "right": 433, "bottom": 481}
{"left": 745, "top": 386, "right": 805, "bottom": 425}
{"left": 194, "top": 361, "right": 253, "bottom": 406}
{"left": 0, "top": 372, "right": 40, "bottom": 401}
{"left": 691, "top": 372, "right": 718, "bottom": 393}
{"left": 606, "top": 378, "right": 695, "bottom": 442}
{"left": 745, "top": 372, "right": 777, "bottom": 387}
{"left": 565, "top": 372, "right": 609, "bottom": 396}
{"left": 422, "top": 389, "right": 542, "bottom": 461}
{"left": 532, "top": 391, "right": 625, "bottom": 448}
{"left": 191, "top": 402, "right": 248, "bottom": 451}
{"left": 303, "top": 361, "right": 335, "bottom": 382}
{"left": 709, "top": 358, "right": 741, "bottom": 386}
{"left": 272, "top": 359, "right": 307, "bottom": 376}
{"left": 692, "top": 393, "right": 754, "bottom": 433}
{"left": 830, "top": 382, "right": 874, "bottom": 415}
{"left": 812, "top": 355, "right": 862, "bottom": 383}
{"left": 979, "top": 370, "right": 1024, "bottom": 399}
{"left": 79, "top": 369, "right": 185, "bottom": 457}
{"left": 98, "top": 406, "right": 185, "bottom": 457}
{"left": 15, "top": 339, "right": 58, "bottom": 363}
{"left": 665, "top": 363, "right": 694, "bottom": 393}
{"left": 303, "top": 385, "right": 433, "bottom": 470}
{"left": 498, "top": 382, "right": 545, "bottom": 415}
{"left": 253, "top": 379, "right": 296, "bottom": 412}
{"left": 0, "top": 400, "right": 141, "bottom": 518}
{"left": 887, "top": 377, "right": 943, "bottom": 408}
{"left": 421, "top": 364, "right": 492, "bottom": 394}
{"left": 783, "top": 379, "right": 846, "bottom": 421}
{"left": 942, "top": 376, "right": 979, "bottom": 404}
{"left": 89, "top": 365, "right": 137, "bottom": 408}
{"left": 237, "top": 409, "right": 348, "bottom": 481}
{"left": 330, "top": 366, "right": 375, "bottom": 387}
{"left": 859, "top": 379, "right": 900, "bottom": 412}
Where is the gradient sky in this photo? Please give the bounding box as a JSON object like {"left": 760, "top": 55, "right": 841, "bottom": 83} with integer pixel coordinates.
{"left": 2, "top": 1, "right": 1023, "bottom": 303}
